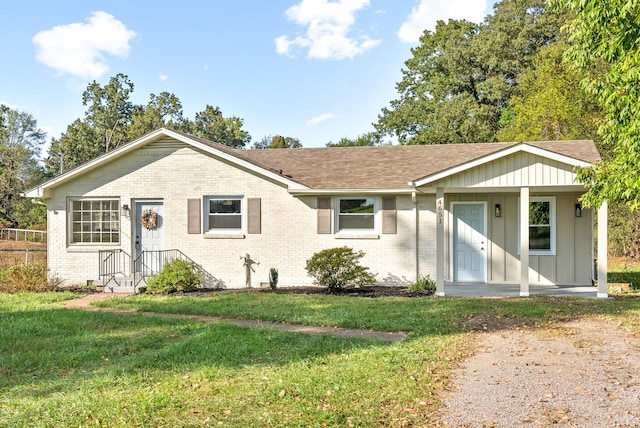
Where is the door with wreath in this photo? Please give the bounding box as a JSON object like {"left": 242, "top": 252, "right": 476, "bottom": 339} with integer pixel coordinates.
{"left": 135, "top": 201, "right": 164, "bottom": 275}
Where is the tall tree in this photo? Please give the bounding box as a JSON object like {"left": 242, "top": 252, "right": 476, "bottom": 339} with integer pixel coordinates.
{"left": 47, "top": 119, "right": 101, "bottom": 173}
{"left": 184, "top": 105, "right": 251, "bottom": 149}
{"left": 552, "top": 0, "right": 640, "bottom": 209}
{"left": 82, "top": 73, "right": 135, "bottom": 152}
{"left": 253, "top": 135, "right": 302, "bottom": 149}
{"left": 376, "top": 0, "right": 563, "bottom": 145}
{"left": 0, "top": 106, "right": 47, "bottom": 227}
{"left": 127, "top": 92, "right": 184, "bottom": 140}
{"left": 326, "top": 132, "right": 387, "bottom": 147}
{"left": 496, "top": 42, "right": 602, "bottom": 143}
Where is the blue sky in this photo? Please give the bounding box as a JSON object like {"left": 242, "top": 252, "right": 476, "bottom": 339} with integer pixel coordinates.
{"left": 1, "top": 0, "right": 497, "bottom": 151}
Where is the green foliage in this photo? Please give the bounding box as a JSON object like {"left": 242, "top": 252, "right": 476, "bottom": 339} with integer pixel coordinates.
{"left": 184, "top": 105, "right": 251, "bottom": 149}
{"left": 253, "top": 135, "right": 302, "bottom": 149}
{"left": 0, "top": 262, "right": 58, "bottom": 293}
{"left": 407, "top": 275, "right": 436, "bottom": 294}
{"left": 0, "top": 105, "right": 48, "bottom": 227}
{"left": 496, "top": 42, "right": 603, "bottom": 143}
{"left": 376, "top": 0, "right": 563, "bottom": 145}
{"left": 269, "top": 267, "right": 279, "bottom": 290}
{"left": 145, "top": 259, "right": 202, "bottom": 294}
{"left": 326, "top": 132, "right": 388, "bottom": 147}
{"left": 305, "top": 247, "right": 376, "bottom": 291}
{"left": 552, "top": 0, "right": 640, "bottom": 208}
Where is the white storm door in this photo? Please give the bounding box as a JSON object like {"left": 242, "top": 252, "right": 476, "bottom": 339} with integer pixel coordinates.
{"left": 453, "top": 203, "right": 486, "bottom": 282}
{"left": 135, "top": 202, "right": 164, "bottom": 274}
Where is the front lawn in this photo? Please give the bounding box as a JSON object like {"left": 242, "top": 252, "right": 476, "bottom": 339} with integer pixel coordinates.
{"left": 1, "top": 292, "right": 640, "bottom": 426}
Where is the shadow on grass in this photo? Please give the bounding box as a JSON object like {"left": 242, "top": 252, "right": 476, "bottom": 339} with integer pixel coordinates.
{"left": 0, "top": 303, "right": 393, "bottom": 398}
{"left": 92, "top": 291, "right": 640, "bottom": 338}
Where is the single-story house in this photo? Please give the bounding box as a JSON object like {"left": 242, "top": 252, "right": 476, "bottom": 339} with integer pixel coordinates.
{"left": 24, "top": 128, "right": 609, "bottom": 297}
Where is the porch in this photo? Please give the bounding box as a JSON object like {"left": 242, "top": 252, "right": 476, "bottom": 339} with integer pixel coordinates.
{"left": 442, "top": 282, "right": 601, "bottom": 298}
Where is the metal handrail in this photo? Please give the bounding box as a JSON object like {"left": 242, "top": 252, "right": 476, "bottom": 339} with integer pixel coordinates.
{"left": 133, "top": 249, "right": 221, "bottom": 289}
{"left": 99, "top": 249, "right": 131, "bottom": 286}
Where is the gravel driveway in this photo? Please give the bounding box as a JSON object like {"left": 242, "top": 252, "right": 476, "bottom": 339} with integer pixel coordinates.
{"left": 439, "top": 318, "right": 640, "bottom": 427}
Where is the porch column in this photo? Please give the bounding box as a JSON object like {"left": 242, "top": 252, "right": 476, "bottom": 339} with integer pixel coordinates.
{"left": 436, "top": 187, "right": 445, "bottom": 296}
{"left": 597, "top": 201, "right": 608, "bottom": 298}
{"left": 520, "top": 187, "right": 530, "bottom": 297}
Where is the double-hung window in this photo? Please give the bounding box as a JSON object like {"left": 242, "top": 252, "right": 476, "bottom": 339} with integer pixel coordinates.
{"left": 524, "top": 196, "right": 556, "bottom": 255}
{"left": 69, "top": 199, "right": 120, "bottom": 244}
{"left": 207, "top": 197, "right": 243, "bottom": 232}
{"left": 338, "top": 198, "right": 375, "bottom": 231}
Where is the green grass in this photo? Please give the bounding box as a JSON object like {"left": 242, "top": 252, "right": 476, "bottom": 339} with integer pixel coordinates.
{"left": 2, "top": 292, "right": 640, "bottom": 427}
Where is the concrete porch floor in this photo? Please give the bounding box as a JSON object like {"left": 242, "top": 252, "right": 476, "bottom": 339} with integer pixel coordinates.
{"left": 441, "top": 283, "right": 601, "bottom": 298}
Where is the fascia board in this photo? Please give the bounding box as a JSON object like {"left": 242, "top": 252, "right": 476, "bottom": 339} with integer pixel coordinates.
{"left": 23, "top": 128, "right": 309, "bottom": 197}
{"left": 288, "top": 188, "right": 414, "bottom": 196}
{"left": 411, "top": 143, "right": 592, "bottom": 188}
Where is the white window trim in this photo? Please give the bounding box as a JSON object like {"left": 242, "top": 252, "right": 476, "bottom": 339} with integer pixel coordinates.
{"left": 204, "top": 196, "right": 245, "bottom": 235}
{"left": 67, "top": 197, "right": 121, "bottom": 246}
{"left": 335, "top": 196, "right": 379, "bottom": 235}
{"left": 518, "top": 196, "right": 556, "bottom": 256}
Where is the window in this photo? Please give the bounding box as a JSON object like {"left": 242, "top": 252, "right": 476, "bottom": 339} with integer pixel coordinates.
{"left": 207, "top": 198, "right": 242, "bottom": 232}
{"left": 521, "top": 196, "right": 556, "bottom": 255}
{"left": 69, "top": 199, "right": 120, "bottom": 244}
{"left": 338, "top": 198, "right": 375, "bottom": 231}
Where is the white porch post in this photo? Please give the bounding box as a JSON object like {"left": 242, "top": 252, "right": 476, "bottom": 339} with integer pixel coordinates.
{"left": 520, "top": 187, "right": 530, "bottom": 297}
{"left": 436, "top": 187, "right": 445, "bottom": 296}
{"left": 597, "top": 201, "right": 608, "bottom": 298}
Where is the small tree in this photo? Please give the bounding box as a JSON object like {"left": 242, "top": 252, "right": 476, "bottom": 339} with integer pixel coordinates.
{"left": 305, "top": 247, "right": 376, "bottom": 291}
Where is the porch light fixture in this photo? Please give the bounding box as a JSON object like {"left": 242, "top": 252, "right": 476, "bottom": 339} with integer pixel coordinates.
{"left": 121, "top": 204, "right": 130, "bottom": 215}
{"left": 494, "top": 204, "right": 502, "bottom": 217}
{"left": 575, "top": 203, "right": 582, "bottom": 217}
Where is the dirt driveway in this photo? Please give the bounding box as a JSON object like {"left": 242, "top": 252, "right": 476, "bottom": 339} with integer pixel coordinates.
{"left": 439, "top": 318, "right": 640, "bottom": 427}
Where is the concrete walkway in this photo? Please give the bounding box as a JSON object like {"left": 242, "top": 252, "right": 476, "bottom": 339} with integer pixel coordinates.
{"left": 62, "top": 293, "right": 408, "bottom": 342}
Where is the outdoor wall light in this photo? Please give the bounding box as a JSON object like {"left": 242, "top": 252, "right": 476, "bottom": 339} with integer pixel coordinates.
{"left": 494, "top": 203, "right": 502, "bottom": 217}
{"left": 121, "top": 204, "right": 130, "bottom": 216}
{"left": 575, "top": 203, "right": 582, "bottom": 217}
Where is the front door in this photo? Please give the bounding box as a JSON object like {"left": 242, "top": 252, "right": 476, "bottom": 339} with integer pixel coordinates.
{"left": 453, "top": 203, "right": 486, "bottom": 282}
{"left": 135, "top": 201, "right": 164, "bottom": 274}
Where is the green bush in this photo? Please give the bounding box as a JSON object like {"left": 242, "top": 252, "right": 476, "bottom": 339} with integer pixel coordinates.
{"left": 0, "top": 262, "right": 58, "bottom": 293}
{"left": 145, "top": 259, "right": 202, "bottom": 294}
{"left": 305, "top": 247, "right": 376, "bottom": 291}
{"left": 407, "top": 275, "right": 436, "bottom": 294}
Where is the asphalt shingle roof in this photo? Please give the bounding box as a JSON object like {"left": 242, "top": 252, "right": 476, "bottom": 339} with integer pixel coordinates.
{"left": 187, "top": 134, "right": 600, "bottom": 190}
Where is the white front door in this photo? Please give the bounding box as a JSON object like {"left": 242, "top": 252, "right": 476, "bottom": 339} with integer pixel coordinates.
{"left": 453, "top": 203, "right": 486, "bottom": 282}
{"left": 135, "top": 202, "right": 164, "bottom": 274}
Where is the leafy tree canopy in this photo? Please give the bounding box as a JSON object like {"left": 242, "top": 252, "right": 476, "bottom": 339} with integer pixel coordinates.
{"left": 326, "top": 132, "right": 388, "bottom": 147}
{"left": 0, "top": 105, "right": 47, "bottom": 227}
{"left": 253, "top": 135, "right": 302, "bottom": 149}
{"left": 376, "top": 0, "right": 564, "bottom": 145}
{"left": 552, "top": 0, "right": 640, "bottom": 209}
{"left": 46, "top": 75, "right": 253, "bottom": 173}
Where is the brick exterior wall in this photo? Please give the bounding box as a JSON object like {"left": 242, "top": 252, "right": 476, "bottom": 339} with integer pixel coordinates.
{"left": 47, "top": 142, "right": 431, "bottom": 288}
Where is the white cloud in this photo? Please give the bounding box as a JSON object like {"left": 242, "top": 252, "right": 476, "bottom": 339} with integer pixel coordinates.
{"left": 276, "top": 0, "right": 381, "bottom": 60}
{"left": 398, "top": 0, "right": 487, "bottom": 43}
{"left": 307, "top": 113, "right": 337, "bottom": 126}
{"left": 33, "top": 11, "right": 136, "bottom": 79}
{"left": 158, "top": 74, "right": 168, "bottom": 82}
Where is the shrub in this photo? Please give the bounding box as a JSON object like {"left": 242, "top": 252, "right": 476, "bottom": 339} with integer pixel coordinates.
{"left": 407, "top": 275, "right": 436, "bottom": 294}
{"left": 145, "top": 259, "right": 202, "bottom": 294}
{"left": 0, "top": 262, "right": 57, "bottom": 293}
{"left": 305, "top": 247, "right": 376, "bottom": 291}
{"left": 269, "top": 268, "right": 278, "bottom": 290}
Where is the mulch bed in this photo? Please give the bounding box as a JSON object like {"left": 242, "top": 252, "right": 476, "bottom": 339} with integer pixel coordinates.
{"left": 60, "top": 285, "right": 432, "bottom": 298}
